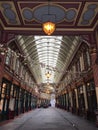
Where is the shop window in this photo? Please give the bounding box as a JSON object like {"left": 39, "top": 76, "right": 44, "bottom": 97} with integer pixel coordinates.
{"left": 14, "top": 85, "right": 20, "bottom": 116}
{"left": 1, "top": 83, "right": 6, "bottom": 98}
{"left": 10, "top": 84, "right": 14, "bottom": 97}
{"left": 19, "top": 65, "right": 23, "bottom": 79}
{"left": 80, "top": 53, "right": 85, "bottom": 72}
{"left": 86, "top": 80, "right": 97, "bottom": 121}
{"left": 87, "top": 81, "right": 97, "bottom": 111}
{"left": 75, "top": 60, "right": 80, "bottom": 77}
{"left": 15, "top": 59, "right": 20, "bottom": 75}
{"left": 9, "top": 98, "right": 14, "bottom": 111}
{"left": 9, "top": 85, "right": 15, "bottom": 111}
{"left": 83, "top": 48, "right": 91, "bottom": 70}
{"left": 77, "top": 86, "right": 85, "bottom": 116}
{"left": 72, "top": 90, "right": 76, "bottom": 113}
{"left": 0, "top": 100, "right": 3, "bottom": 111}
{"left": 12, "top": 52, "right": 17, "bottom": 71}
{"left": 19, "top": 89, "right": 25, "bottom": 113}
{"left": 86, "top": 49, "right": 91, "bottom": 67}
{"left": 5, "top": 48, "right": 11, "bottom": 66}
{"left": 0, "top": 80, "right": 11, "bottom": 112}
{"left": 1, "top": 82, "right": 11, "bottom": 103}
{"left": 0, "top": 83, "right": 6, "bottom": 111}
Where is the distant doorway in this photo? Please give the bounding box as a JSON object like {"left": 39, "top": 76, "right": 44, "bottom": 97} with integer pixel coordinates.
{"left": 50, "top": 94, "right": 56, "bottom": 107}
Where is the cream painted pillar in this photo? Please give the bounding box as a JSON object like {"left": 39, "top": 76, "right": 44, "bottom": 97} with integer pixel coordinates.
{"left": 95, "top": 87, "right": 98, "bottom": 106}
{"left": 83, "top": 84, "right": 88, "bottom": 110}
{"left": 90, "top": 49, "right": 98, "bottom": 106}
{"left": 95, "top": 31, "right": 98, "bottom": 105}
{"left": 90, "top": 33, "right": 98, "bottom": 106}
{"left": 75, "top": 88, "right": 79, "bottom": 108}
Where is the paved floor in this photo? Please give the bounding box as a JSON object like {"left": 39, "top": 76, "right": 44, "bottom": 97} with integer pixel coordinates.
{"left": 0, "top": 107, "right": 97, "bottom": 130}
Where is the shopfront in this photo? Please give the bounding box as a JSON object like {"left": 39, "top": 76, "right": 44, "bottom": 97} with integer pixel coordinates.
{"left": 86, "top": 79, "right": 97, "bottom": 121}
{"left": 77, "top": 85, "right": 85, "bottom": 116}
{"left": 0, "top": 78, "right": 12, "bottom": 120}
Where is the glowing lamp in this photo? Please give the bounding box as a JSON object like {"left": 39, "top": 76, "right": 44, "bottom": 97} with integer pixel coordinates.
{"left": 43, "top": 22, "right": 55, "bottom": 35}
{"left": 45, "top": 71, "right": 51, "bottom": 78}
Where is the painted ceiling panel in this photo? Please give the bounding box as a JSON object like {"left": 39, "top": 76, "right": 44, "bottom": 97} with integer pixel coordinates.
{"left": 0, "top": 1, "right": 98, "bottom": 35}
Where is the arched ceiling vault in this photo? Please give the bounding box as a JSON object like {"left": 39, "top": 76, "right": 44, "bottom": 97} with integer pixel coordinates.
{"left": 16, "top": 35, "right": 82, "bottom": 86}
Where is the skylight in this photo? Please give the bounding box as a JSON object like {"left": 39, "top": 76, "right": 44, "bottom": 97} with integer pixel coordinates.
{"left": 34, "top": 36, "right": 62, "bottom": 83}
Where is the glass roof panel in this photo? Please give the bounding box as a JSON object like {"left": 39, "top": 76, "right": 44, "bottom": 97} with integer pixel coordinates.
{"left": 17, "top": 35, "right": 81, "bottom": 86}
{"left": 34, "top": 36, "right": 62, "bottom": 83}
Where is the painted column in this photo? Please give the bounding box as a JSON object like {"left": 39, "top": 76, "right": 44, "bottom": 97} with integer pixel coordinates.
{"left": 69, "top": 91, "right": 73, "bottom": 112}
{"left": 89, "top": 33, "right": 98, "bottom": 126}
{"left": 83, "top": 84, "right": 89, "bottom": 119}
{"left": 0, "top": 31, "right": 7, "bottom": 90}
{"left": 91, "top": 48, "right": 98, "bottom": 106}
{"left": 95, "top": 31, "right": 98, "bottom": 107}
{"left": 89, "top": 34, "right": 98, "bottom": 106}
{"left": 0, "top": 32, "right": 15, "bottom": 84}
{"left": 66, "top": 92, "right": 69, "bottom": 111}
{"left": 83, "top": 84, "right": 88, "bottom": 110}
{"left": 75, "top": 88, "right": 79, "bottom": 114}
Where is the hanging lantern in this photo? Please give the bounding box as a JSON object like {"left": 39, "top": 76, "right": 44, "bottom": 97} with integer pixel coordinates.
{"left": 43, "top": 21, "right": 55, "bottom": 35}
{"left": 45, "top": 71, "right": 51, "bottom": 78}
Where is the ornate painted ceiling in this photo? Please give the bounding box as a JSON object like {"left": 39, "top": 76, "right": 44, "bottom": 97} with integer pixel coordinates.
{"left": 0, "top": 0, "right": 98, "bottom": 35}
